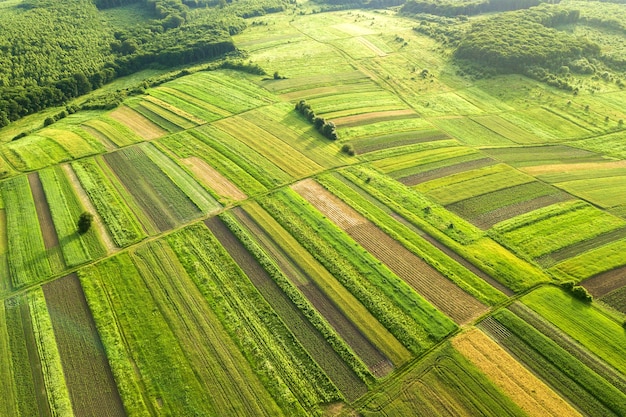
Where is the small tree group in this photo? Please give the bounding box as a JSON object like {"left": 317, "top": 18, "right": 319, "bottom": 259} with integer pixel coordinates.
{"left": 295, "top": 100, "right": 338, "bottom": 140}
{"left": 77, "top": 211, "right": 93, "bottom": 234}
{"left": 561, "top": 281, "right": 593, "bottom": 303}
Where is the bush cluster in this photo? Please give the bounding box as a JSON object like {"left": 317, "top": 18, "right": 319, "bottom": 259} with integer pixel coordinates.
{"left": 561, "top": 281, "right": 593, "bottom": 303}
{"left": 295, "top": 100, "right": 338, "bottom": 140}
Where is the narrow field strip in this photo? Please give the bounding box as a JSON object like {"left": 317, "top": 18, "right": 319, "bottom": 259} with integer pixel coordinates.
{"left": 205, "top": 217, "right": 369, "bottom": 402}
{"left": 131, "top": 241, "right": 284, "bottom": 417}
{"left": 452, "top": 328, "right": 582, "bottom": 417}
{"left": 2, "top": 176, "right": 52, "bottom": 288}
{"left": 333, "top": 109, "right": 417, "bottom": 128}
{"left": 79, "top": 125, "right": 117, "bottom": 151}
{"left": 153, "top": 86, "right": 231, "bottom": 119}
{"left": 130, "top": 103, "right": 183, "bottom": 133}
{"left": 143, "top": 94, "right": 205, "bottom": 126}
{"left": 400, "top": 157, "right": 495, "bottom": 186}
{"left": 352, "top": 130, "right": 450, "bottom": 154}
{"left": 27, "top": 172, "right": 61, "bottom": 252}
{"left": 214, "top": 117, "right": 323, "bottom": 178}
{"left": 0, "top": 301, "right": 19, "bottom": 416}
{"left": 135, "top": 97, "right": 197, "bottom": 130}
{"left": 550, "top": 238, "right": 626, "bottom": 282}
{"left": 181, "top": 156, "right": 247, "bottom": 202}
{"left": 82, "top": 116, "right": 144, "bottom": 147}
{"left": 109, "top": 105, "right": 167, "bottom": 140}
{"left": 371, "top": 145, "right": 476, "bottom": 175}
{"left": 232, "top": 204, "right": 408, "bottom": 372}
{"left": 267, "top": 71, "right": 368, "bottom": 94}
{"left": 42, "top": 274, "right": 125, "bottom": 417}
{"left": 3, "top": 135, "right": 72, "bottom": 171}
{"left": 293, "top": 179, "right": 488, "bottom": 325}
{"left": 38, "top": 128, "right": 105, "bottom": 160}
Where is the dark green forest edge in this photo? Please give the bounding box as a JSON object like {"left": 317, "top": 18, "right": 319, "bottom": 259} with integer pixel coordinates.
{"left": 0, "top": 0, "right": 288, "bottom": 127}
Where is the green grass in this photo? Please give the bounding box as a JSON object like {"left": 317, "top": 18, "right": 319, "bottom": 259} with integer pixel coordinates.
{"left": 492, "top": 200, "right": 626, "bottom": 259}
{"left": 80, "top": 253, "right": 216, "bottom": 415}
{"left": 39, "top": 166, "right": 105, "bottom": 267}
{"left": 341, "top": 166, "right": 548, "bottom": 291}
{"left": 482, "top": 145, "right": 605, "bottom": 167}
{"left": 148, "top": 86, "right": 229, "bottom": 122}
{"left": 260, "top": 188, "right": 457, "bottom": 355}
{"left": 557, "top": 176, "right": 626, "bottom": 209}
{"left": 157, "top": 131, "right": 267, "bottom": 196}
{"left": 571, "top": 130, "right": 626, "bottom": 160}
{"left": 128, "top": 100, "right": 184, "bottom": 133}
{"left": 362, "top": 139, "right": 460, "bottom": 163}
{"left": 431, "top": 117, "right": 516, "bottom": 146}
{"left": 240, "top": 103, "right": 351, "bottom": 168}
{"left": 26, "top": 288, "right": 73, "bottom": 417}
{"left": 235, "top": 202, "right": 412, "bottom": 367}
{"left": 194, "top": 126, "right": 293, "bottom": 188}
{"left": 140, "top": 143, "right": 221, "bottom": 214}
{"left": 0, "top": 194, "right": 9, "bottom": 294}
{"left": 3, "top": 135, "right": 71, "bottom": 171}
{"left": 131, "top": 240, "right": 286, "bottom": 416}
{"left": 550, "top": 237, "right": 626, "bottom": 281}
{"left": 357, "top": 343, "right": 526, "bottom": 417}
{"left": 415, "top": 163, "right": 535, "bottom": 206}
{"left": 104, "top": 146, "right": 202, "bottom": 232}
{"left": 307, "top": 90, "right": 406, "bottom": 119}
{"left": 487, "top": 308, "right": 626, "bottom": 417}
{"left": 521, "top": 286, "right": 626, "bottom": 375}
{"left": 318, "top": 173, "right": 507, "bottom": 306}
{"left": 82, "top": 116, "right": 143, "bottom": 147}
{"left": 167, "top": 223, "right": 341, "bottom": 411}
{"left": 1, "top": 176, "right": 51, "bottom": 288}
{"left": 213, "top": 117, "right": 323, "bottom": 179}
{"left": 0, "top": 301, "right": 19, "bottom": 417}
{"left": 71, "top": 159, "right": 146, "bottom": 247}
{"left": 372, "top": 145, "right": 479, "bottom": 175}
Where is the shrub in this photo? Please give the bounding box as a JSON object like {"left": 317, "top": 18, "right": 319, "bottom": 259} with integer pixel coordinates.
{"left": 77, "top": 212, "right": 93, "bottom": 234}
{"left": 341, "top": 144, "right": 355, "bottom": 156}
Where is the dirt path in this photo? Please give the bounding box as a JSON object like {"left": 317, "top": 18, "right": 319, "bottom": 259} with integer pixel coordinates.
{"left": 27, "top": 173, "right": 61, "bottom": 251}
{"left": 62, "top": 164, "right": 117, "bottom": 254}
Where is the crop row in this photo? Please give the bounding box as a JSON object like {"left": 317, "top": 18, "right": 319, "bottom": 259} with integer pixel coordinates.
{"left": 550, "top": 238, "right": 626, "bottom": 281}
{"left": 372, "top": 145, "right": 479, "bottom": 176}
{"left": 158, "top": 131, "right": 267, "bottom": 196}
{"left": 149, "top": 86, "right": 229, "bottom": 122}
{"left": 167, "top": 224, "right": 342, "bottom": 412}
{"left": 339, "top": 166, "right": 549, "bottom": 291}
{"left": 234, "top": 203, "right": 410, "bottom": 369}
{"left": 206, "top": 216, "right": 370, "bottom": 401}
{"left": 82, "top": 116, "right": 143, "bottom": 148}
{"left": 259, "top": 188, "right": 456, "bottom": 354}
{"left": 317, "top": 173, "right": 506, "bottom": 306}
{"left": 71, "top": 158, "right": 146, "bottom": 247}
{"left": 485, "top": 308, "right": 626, "bottom": 417}
{"left": 1, "top": 176, "right": 51, "bottom": 288}
{"left": 39, "top": 166, "right": 105, "bottom": 267}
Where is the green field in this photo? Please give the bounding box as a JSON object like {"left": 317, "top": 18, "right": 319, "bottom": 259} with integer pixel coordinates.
{"left": 1, "top": 3, "right": 626, "bottom": 415}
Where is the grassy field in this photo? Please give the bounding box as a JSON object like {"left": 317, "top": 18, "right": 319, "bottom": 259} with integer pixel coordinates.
{"left": 81, "top": 116, "right": 144, "bottom": 148}
{"left": 521, "top": 286, "right": 626, "bottom": 375}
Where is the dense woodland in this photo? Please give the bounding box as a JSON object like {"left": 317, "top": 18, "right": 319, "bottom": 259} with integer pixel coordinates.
{"left": 0, "top": 0, "right": 287, "bottom": 127}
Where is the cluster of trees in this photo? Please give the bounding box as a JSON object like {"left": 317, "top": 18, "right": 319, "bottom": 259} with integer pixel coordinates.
{"left": 561, "top": 281, "right": 593, "bottom": 303}
{"left": 401, "top": 0, "right": 554, "bottom": 17}
{"left": 295, "top": 100, "right": 338, "bottom": 141}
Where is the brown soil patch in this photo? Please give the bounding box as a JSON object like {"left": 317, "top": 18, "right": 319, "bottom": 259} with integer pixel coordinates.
{"left": 333, "top": 109, "right": 417, "bottom": 128}
{"left": 521, "top": 160, "right": 626, "bottom": 176}
{"left": 399, "top": 157, "right": 495, "bottom": 187}
{"left": 80, "top": 125, "right": 117, "bottom": 151}
{"left": 452, "top": 328, "right": 583, "bottom": 417}
{"left": 28, "top": 172, "right": 60, "bottom": 250}
{"left": 292, "top": 179, "right": 367, "bottom": 229}
{"left": 181, "top": 157, "right": 246, "bottom": 202}
{"left": 109, "top": 105, "right": 167, "bottom": 140}
{"left": 470, "top": 193, "right": 573, "bottom": 230}
{"left": 293, "top": 179, "right": 488, "bottom": 325}
{"left": 62, "top": 164, "right": 117, "bottom": 254}
{"left": 42, "top": 274, "right": 126, "bottom": 417}
{"left": 582, "top": 264, "right": 626, "bottom": 298}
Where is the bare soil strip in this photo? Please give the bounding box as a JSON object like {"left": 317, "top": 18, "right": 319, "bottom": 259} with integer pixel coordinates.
{"left": 109, "top": 105, "right": 167, "bottom": 140}
{"left": 399, "top": 157, "right": 496, "bottom": 186}
{"left": 27, "top": 172, "right": 60, "bottom": 251}
{"left": 80, "top": 125, "right": 118, "bottom": 151}
{"left": 452, "top": 328, "right": 583, "bottom": 417}
{"left": 293, "top": 179, "right": 488, "bottom": 325}
{"left": 582, "top": 264, "right": 626, "bottom": 298}
{"left": 43, "top": 274, "right": 126, "bottom": 417}
{"left": 468, "top": 193, "right": 573, "bottom": 230}
{"left": 333, "top": 109, "right": 417, "bottom": 128}
{"left": 232, "top": 207, "right": 394, "bottom": 376}
{"left": 181, "top": 157, "right": 247, "bottom": 201}
{"left": 62, "top": 164, "right": 117, "bottom": 254}
{"left": 205, "top": 216, "right": 368, "bottom": 402}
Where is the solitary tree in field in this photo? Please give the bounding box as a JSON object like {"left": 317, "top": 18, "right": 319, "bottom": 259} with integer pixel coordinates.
{"left": 77, "top": 212, "right": 93, "bottom": 234}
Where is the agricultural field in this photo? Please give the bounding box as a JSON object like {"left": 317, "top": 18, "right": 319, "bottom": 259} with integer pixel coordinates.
{"left": 0, "top": 2, "right": 625, "bottom": 416}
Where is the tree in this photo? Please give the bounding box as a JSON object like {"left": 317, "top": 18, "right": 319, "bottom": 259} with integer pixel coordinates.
{"left": 77, "top": 212, "right": 93, "bottom": 234}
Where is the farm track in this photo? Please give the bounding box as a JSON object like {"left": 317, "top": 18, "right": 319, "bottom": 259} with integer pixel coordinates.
{"left": 62, "top": 164, "right": 117, "bottom": 254}
{"left": 293, "top": 179, "right": 488, "bottom": 324}
{"left": 205, "top": 216, "right": 368, "bottom": 402}
{"left": 232, "top": 207, "right": 394, "bottom": 376}
{"left": 582, "top": 264, "right": 626, "bottom": 297}
{"left": 42, "top": 273, "right": 126, "bottom": 417}
{"left": 399, "top": 157, "right": 496, "bottom": 186}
